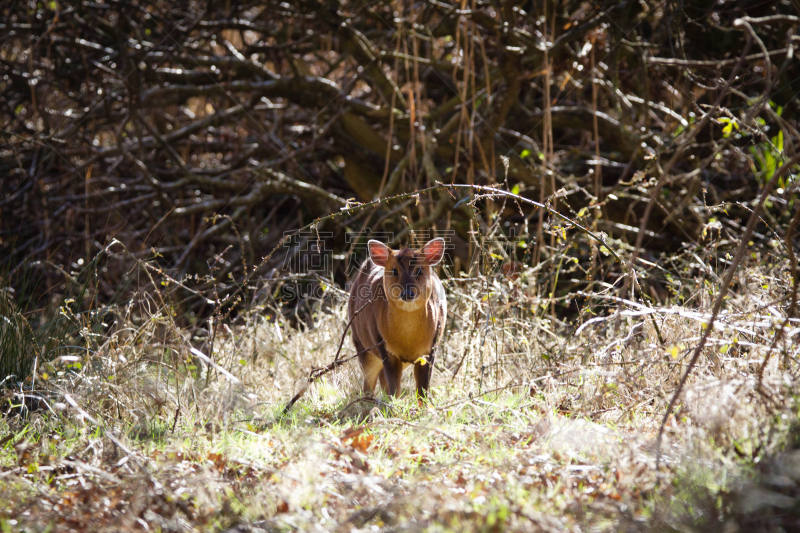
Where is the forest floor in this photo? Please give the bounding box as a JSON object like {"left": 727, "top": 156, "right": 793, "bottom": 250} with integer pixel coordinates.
{"left": 1, "top": 261, "right": 799, "bottom": 532}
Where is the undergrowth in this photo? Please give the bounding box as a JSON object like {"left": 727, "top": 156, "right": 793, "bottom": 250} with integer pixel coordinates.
{"left": 1, "top": 234, "right": 799, "bottom": 532}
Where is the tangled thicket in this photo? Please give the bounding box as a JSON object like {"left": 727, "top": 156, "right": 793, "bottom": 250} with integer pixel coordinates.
{"left": 2, "top": 0, "right": 798, "bottom": 317}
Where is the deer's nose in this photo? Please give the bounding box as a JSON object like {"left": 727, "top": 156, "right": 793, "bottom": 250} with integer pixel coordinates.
{"left": 400, "top": 286, "right": 416, "bottom": 300}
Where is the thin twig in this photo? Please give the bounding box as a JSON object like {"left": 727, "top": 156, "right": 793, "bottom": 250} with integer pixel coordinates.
{"left": 281, "top": 340, "right": 385, "bottom": 416}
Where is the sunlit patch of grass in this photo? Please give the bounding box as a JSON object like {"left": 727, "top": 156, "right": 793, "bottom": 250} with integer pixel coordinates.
{"left": 1, "top": 244, "right": 799, "bottom": 530}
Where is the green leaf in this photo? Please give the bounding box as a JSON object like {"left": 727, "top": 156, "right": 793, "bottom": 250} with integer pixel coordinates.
{"left": 722, "top": 121, "right": 734, "bottom": 137}
{"left": 520, "top": 149, "right": 531, "bottom": 159}
{"left": 765, "top": 151, "right": 776, "bottom": 181}
{"left": 511, "top": 184, "right": 520, "bottom": 195}
{"left": 720, "top": 117, "right": 738, "bottom": 138}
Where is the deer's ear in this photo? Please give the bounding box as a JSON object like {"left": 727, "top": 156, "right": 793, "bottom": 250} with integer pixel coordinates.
{"left": 421, "top": 238, "right": 445, "bottom": 266}
{"left": 368, "top": 240, "right": 391, "bottom": 267}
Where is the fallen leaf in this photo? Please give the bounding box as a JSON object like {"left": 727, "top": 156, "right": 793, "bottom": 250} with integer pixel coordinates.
{"left": 276, "top": 499, "right": 289, "bottom": 513}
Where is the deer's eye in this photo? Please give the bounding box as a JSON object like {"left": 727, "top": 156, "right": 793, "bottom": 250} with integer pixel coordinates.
{"left": 392, "top": 268, "right": 398, "bottom": 276}
{"left": 414, "top": 267, "right": 423, "bottom": 276}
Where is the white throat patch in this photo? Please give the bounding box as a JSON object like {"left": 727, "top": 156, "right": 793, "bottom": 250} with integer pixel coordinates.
{"left": 391, "top": 297, "right": 425, "bottom": 312}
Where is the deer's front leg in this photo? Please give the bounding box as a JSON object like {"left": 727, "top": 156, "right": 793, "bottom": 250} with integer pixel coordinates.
{"left": 413, "top": 359, "right": 431, "bottom": 399}
{"left": 414, "top": 333, "right": 439, "bottom": 400}
{"left": 378, "top": 344, "right": 403, "bottom": 397}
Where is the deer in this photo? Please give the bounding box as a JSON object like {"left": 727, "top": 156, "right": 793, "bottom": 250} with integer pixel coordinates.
{"left": 347, "top": 238, "right": 447, "bottom": 399}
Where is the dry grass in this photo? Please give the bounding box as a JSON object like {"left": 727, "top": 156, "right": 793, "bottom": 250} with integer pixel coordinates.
{"left": 1, "top": 244, "right": 799, "bottom": 532}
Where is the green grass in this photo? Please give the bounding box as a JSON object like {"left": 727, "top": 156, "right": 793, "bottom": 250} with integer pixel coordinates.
{"left": 1, "top": 391, "right": 656, "bottom": 531}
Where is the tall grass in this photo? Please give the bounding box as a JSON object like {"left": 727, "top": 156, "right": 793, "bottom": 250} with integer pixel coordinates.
{"left": 0, "top": 248, "right": 124, "bottom": 390}
{"left": 0, "top": 212, "right": 798, "bottom": 531}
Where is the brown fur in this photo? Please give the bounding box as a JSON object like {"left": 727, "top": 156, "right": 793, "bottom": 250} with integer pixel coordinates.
{"left": 347, "top": 240, "right": 447, "bottom": 398}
